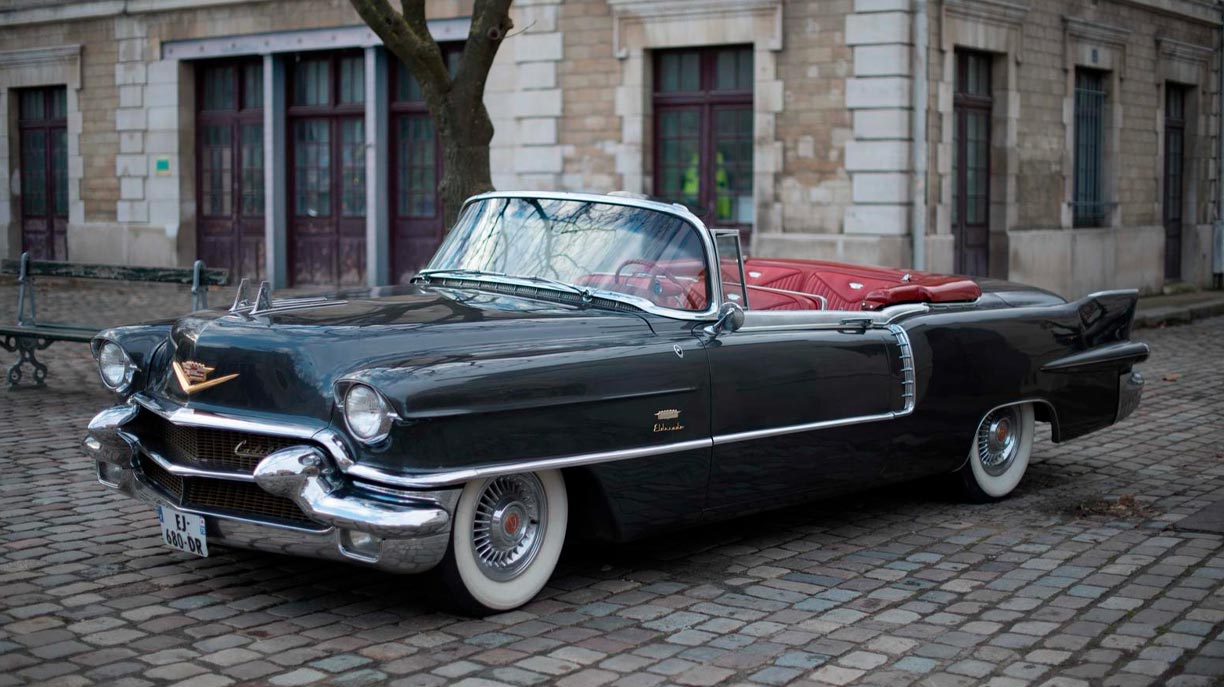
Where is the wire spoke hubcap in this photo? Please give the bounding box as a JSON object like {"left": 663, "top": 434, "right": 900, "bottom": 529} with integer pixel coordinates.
{"left": 471, "top": 474, "right": 548, "bottom": 581}
{"left": 977, "top": 406, "right": 1021, "bottom": 477}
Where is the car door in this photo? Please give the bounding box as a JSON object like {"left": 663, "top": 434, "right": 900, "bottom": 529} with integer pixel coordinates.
{"left": 703, "top": 316, "right": 910, "bottom": 509}
{"left": 699, "top": 232, "right": 910, "bottom": 508}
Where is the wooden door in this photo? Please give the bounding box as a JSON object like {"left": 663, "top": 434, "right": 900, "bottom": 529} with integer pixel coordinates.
{"left": 288, "top": 53, "right": 367, "bottom": 286}
{"left": 18, "top": 87, "right": 68, "bottom": 261}
{"left": 196, "top": 60, "right": 265, "bottom": 280}
{"left": 388, "top": 49, "right": 461, "bottom": 283}
{"left": 952, "top": 51, "right": 992, "bottom": 277}
{"left": 1164, "top": 85, "right": 1187, "bottom": 281}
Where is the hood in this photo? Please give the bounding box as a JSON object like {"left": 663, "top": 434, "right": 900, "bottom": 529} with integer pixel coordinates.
{"left": 149, "top": 284, "right": 655, "bottom": 421}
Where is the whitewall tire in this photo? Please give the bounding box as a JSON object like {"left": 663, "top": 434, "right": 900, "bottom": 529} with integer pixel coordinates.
{"left": 956, "top": 403, "right": 1035, "bottom": 502}
{"left": 438, "top": 469, "right": 568, "bottom": 615}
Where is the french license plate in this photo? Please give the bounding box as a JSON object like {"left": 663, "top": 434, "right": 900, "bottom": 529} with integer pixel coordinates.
{"left": 156, "top": 504, "right": 209, "bottom": 557}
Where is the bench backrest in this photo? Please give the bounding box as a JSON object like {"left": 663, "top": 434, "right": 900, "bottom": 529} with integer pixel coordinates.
{"left": 0, "top": 257, "right": 229, "bottom": 286}
{"left": 5, "top": 253, "right": 230, "bottom": 327}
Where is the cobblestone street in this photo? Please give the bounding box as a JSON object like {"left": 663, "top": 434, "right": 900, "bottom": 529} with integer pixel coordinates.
{"left": 2, "top": 283, "right": 1223, "bottom": 687}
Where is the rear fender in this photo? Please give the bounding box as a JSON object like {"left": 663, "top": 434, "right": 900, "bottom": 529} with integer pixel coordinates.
{"left": 1041, "top": 290, "right": 1148, "bottom": 441}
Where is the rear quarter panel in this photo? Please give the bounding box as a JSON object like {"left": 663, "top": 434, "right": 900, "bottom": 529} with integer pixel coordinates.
{"left": 883, "top": 290, "right": 1143, "bottom": 481}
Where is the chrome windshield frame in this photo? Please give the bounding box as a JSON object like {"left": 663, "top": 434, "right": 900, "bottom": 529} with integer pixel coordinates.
{"left": 429, "top": 191, "right": 725, "bottom": 322}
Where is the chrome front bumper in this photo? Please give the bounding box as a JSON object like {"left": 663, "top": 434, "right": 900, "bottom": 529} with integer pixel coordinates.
{"left": 84, "top": 404, "right": 459, "bottom": 574}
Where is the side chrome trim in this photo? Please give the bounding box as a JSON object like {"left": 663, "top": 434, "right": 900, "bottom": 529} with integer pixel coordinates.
{"left": 737, "top": 303, "right": 929, "bottom": 333}
{"left": 345, "top": 437, "right": 715, "bottom": 489}
{"left": 713, "top": 410, "right": 908, "bottom": 447}
{"left": 887, "top": 323, "right": 917, "bottom": 414}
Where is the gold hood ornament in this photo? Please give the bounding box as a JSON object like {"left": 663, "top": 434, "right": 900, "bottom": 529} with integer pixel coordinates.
{"left": 172, "top": 360, "right": 238, "bottom": 394}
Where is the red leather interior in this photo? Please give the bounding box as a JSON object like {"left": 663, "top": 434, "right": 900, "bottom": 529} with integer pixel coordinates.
{"left": 573, "top": 258, "right": 980, "bottom": 312}
{"left": 740, "top": 258, "right": 981, "bottom": 312}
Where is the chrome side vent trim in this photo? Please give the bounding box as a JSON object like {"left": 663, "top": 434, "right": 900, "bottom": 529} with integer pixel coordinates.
{"left": 886, "top": 324, "right": 917, "bottom": 415}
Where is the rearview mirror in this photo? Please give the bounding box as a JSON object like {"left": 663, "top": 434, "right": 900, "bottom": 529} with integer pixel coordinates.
{"left": 704, "top": 302, "right": 745, "bottom": 339}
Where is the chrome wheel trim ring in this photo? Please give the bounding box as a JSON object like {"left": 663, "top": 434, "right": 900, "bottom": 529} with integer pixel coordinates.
{"left": 977, "top": 406, "right": 1022, "bottom": 477}
{"left": 471, "top": 473, "right": 548, "bottom": 582}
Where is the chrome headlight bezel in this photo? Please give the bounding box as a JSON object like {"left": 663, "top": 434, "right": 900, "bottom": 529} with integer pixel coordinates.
{"left": 95, "top": 340, "right": 135, "bottom": 394}
{"left": 341, "top": 383, "right": 396, "bottom": 444}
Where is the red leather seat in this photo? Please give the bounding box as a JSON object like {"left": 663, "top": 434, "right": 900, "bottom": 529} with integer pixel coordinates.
{"left": 741, "top": 258, "right": 980, "bottom": 312}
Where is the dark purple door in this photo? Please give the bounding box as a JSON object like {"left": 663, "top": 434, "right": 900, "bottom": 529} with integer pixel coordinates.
{"left": 1164, "top": 85, "right": 1187, "bottom": 281}
{"left": 196, "top": 60, "right": 265, "bottom": 280}
{"left": 388, "top": 49, "right": 459, "bottom": 283}
{"left": 18, "top": 87, "right": 68, "bottom": 261}
{"left": 288, "top": 53, "right": 367, "bottom": 286}
{"left": 953, "top": 50, "right": 992, "bottom": 277}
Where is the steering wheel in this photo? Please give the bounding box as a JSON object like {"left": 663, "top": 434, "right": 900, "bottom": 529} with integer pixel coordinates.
{"left": 613, "top": 259, "right": 697, "bottom": 309}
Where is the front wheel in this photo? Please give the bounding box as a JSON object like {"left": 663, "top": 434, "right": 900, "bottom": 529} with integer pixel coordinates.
{"left": 955, "top": 403, "right": 1035, "bottom": 502}
{"left": 437, "top": 470, "right": 568, "bottom": 615}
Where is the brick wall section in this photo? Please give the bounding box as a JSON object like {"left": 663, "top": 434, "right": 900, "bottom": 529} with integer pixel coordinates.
{"left": 0, "top": 18, "right": 118, "bottom": 223}
{"left": 773, "top": 0, "right": 856, "bottom": 235}
{"left": 557, "top": 0, "right": 620, "bottom": 192}
{"left": 927, "top": 0, "right": 1217, "bottom": 232}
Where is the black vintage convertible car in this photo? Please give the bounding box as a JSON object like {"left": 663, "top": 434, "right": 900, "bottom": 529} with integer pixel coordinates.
{"left": 85, "top": 191, "right": 1148, "bottom": 613}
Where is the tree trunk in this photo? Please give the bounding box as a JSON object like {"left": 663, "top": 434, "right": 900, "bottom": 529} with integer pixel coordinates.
{"left": 348, "top": 0, "right": 513, "bottom": 231}
{"left": 437, "top": 98, "right": 495, "bottom": 229}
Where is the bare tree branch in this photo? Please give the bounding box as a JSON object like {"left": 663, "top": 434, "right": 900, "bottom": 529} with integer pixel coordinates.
{"left": 349, "top": 0, "right": 450, "bottom": 103}
{"left": 400, "top": 0, "right": 431, "bottom": 45}
{"left": 349, "top": 0, "right": 514, "bottom": 233}
{"left": 453, "top": 0, "right": 514, "bottom": 103}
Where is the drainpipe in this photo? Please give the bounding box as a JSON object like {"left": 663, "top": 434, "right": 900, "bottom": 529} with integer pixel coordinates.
{"left": 1215, "top": 0, "right": 1224, "bottom": 288}
{"left": 911, "top": 0, "right": 929, "bottom": 271}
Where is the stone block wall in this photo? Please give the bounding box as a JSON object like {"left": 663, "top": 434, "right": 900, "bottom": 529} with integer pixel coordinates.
{"left": 1, "top": 0, "right": 1219, "bottom": 296}
{"left": 927, "top": 0, "right": 1219, "bottom": 295}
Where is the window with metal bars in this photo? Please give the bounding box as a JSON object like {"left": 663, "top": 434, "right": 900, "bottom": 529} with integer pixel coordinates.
{"left": 1073, "top": 68, "right": 1108, "bottom": 228}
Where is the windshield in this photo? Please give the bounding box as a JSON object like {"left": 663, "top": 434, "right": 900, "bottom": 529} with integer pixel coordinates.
{"left": 424, "top": 196, "right": 712, "bottom": 311}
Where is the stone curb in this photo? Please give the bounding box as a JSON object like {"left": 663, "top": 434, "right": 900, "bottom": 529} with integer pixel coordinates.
{"left": 1134, "top": 295, "right": 1224, "bottom": 329}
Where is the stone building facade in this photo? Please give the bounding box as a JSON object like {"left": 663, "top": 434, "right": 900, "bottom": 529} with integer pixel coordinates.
{"left": 0, "top": 0, "right": 1220, "bottom": 297}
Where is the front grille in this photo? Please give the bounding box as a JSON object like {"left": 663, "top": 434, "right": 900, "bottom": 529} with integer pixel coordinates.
{"left": 185, "top": 479, "right": 317, "bottom": 527}
{"left": 141, "top": 412, "right": 301, "bottom": 473}
{"left": 138, "top": 452, "right": 184, "bottom": 500}
{"left": 130, "top": 408, "right": 327, "bottom": 530}
{"left": 137, "top": 453, "right": 319, "bottom": 529}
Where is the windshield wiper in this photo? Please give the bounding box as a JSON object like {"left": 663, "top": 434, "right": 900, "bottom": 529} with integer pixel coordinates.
{"left": 416, "top": 268, "right": 508, "bottom": 281}
{"left": 416, "top": 269, "right": 594, "bottom": 304}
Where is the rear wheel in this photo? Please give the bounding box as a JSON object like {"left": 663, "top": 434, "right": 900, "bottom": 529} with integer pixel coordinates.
{"left": 955, "top": 403, "right": 1035, "bottom": 502}
{"left": 437, "top": 470, "right": 568, "bottom": 615}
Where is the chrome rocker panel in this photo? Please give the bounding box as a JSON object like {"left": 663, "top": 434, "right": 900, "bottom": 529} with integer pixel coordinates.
{"left": 84, "top": 404, "right": 458, "bottom": 574}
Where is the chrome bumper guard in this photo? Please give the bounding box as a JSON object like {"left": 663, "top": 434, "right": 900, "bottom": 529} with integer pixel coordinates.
{"left": 84, "top": 404, "right": 458, "bottom": 574}
{"left": 1116, "top": 370, "right": 1144, "bottom": 423}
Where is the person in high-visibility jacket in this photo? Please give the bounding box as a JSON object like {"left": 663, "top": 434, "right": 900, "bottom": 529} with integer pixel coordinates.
{"left": 679, "top": 150, "right": 732, "bottom": 221}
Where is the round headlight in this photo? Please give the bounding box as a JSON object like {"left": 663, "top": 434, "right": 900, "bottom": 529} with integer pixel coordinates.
{"left": 98, "top": 342, "right": 134, "bottom": 391}
{"left": 343, "top": 384, "right": 393, "bottom": 443}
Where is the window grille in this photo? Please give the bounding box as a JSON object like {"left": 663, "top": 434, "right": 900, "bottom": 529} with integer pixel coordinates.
{"left": 1073, "top": 69, "right": 1107, "bottom": 228}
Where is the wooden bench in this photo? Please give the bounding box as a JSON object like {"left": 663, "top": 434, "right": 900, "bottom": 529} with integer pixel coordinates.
{"left": 0, "top": 252, "right": 229, "bottom": 388}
